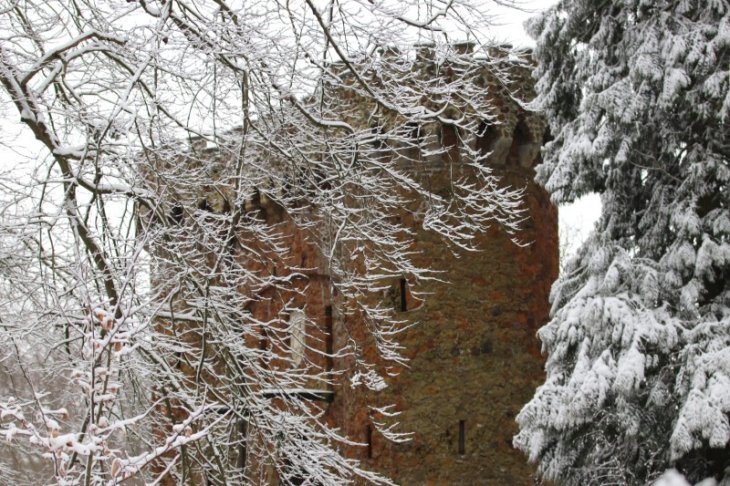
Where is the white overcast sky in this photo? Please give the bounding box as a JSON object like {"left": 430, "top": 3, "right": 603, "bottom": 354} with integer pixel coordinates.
{"left": 487, "top": 0, "right": 551, "bottom": 46}
{"left": 430, "top": 0, "right": 555, "bottom": 47}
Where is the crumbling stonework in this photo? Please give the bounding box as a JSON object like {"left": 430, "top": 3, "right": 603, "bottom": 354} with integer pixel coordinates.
{"left": 326, "top": 168, "right": 557, "bottom": 485}
{"left": 318, "top": 45, "right": 558, "bottom": 485}
{"left": 145, "top": 44, "right": 558, "bottom": 485}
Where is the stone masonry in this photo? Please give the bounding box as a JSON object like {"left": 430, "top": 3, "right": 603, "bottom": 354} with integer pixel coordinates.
{"left": 320, "top": 46, "right": 558, "bottom": 485}
{"left": 146, "top": 44, "right": 558, "bottom": 485}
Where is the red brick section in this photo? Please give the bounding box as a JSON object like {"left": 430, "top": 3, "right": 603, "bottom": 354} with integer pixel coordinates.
{"left": 148, "top": 49, "right": 559, "bottom": 485}
{"left": 152, "top": 163, "right": 557, "bottom": 485}
{"left": 148, "top": 201, "right": 337, "bottom": 484}
{"left": 322, "top": 165, "right": 558, "bottom": 486}
{"left": 318, "top": 51, "right": 559, "bottom": 485}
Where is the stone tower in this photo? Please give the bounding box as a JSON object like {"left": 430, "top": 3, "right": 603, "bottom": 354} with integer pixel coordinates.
{"left": 144, "top": 44, "right": 558, "bottom": 485}
{"left": 320, "top": 47, "right": 559, "bottom": 485}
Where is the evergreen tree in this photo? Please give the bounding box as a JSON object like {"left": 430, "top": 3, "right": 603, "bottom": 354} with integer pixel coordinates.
{"left": 514, "top": 1, "right": 730, "bottom": 484}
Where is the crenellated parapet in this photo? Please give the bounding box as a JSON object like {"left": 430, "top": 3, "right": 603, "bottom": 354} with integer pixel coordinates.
{"left": 316, "top": 42, "right": 547, "bottom": 174}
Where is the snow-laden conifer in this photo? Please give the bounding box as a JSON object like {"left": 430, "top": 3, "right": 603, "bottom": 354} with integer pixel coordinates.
{"left": 515, "top": 1, "right": 730, "bottom": 484}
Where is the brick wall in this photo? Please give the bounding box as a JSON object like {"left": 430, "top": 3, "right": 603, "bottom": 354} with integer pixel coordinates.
{"left": 146, "top": 46, "right": 558, "bottom": 485}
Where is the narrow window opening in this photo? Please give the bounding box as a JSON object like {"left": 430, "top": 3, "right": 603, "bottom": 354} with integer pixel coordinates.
{"left": 542, "top": 126, "right": 554, "bottom": 145}
{"left": 476, "top": 121, "right": 500, "bottom": 158}
{"left": 259, "top": 329, "right": 269, "bottom": 368}
{"left": 170, "top": 205, "right": 184, "bottom": 225}
{"left": 251, "top": 188, "right": 262, "bottom": 209}
{"left": 198, "top": 198, "right": 211, "bottom": 212}
{"left": 405, "top": 122, "right": 423, "bottom": 143}
{"left": 403, "top": 122, "right": 424, "bottom": 160}
{"left": 237, "top": 420, "right": 248, "bottom": 469}
{"left": 366, "top": 424, "right": 373, "bottom": 459}
{"left": 509, "top": 118, "right": 533, "bottom": 163}
{"left": 370, "top": 124, "right": 386, "bottom": 150}
{"left": 513, "top": 119, "right": 531, "bottom": 145}
{"left": 399, "top": 278, "right": 408, "bottom": 312}
{"left": 458, "top": 420, "right": 466, "bottom": 455}
{"left": 280, "top": 460, "right": 304, "bottom": 486}
{"left": 325, "top": 306, "right": 334, "bottom": 372}
{"left": 440, "top": 124, "right": 460, "bottom": 162}
{"left": 440, "top": 124, "right": 458, "bottom": 147}
{"left": 197, "top": 195, "right": 230, "bottom": 213}
{"left": 289, "top": 310, "right": 306, "bottom": 367}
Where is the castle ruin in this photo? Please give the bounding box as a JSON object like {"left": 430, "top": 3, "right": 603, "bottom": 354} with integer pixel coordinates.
{"left": 143, "top": 44, "right": 558, "bottom": 485}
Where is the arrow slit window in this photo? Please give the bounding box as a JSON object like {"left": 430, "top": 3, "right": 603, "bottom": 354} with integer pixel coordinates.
{"left": 289, "top": 309, "right": 306, "bottom": 367}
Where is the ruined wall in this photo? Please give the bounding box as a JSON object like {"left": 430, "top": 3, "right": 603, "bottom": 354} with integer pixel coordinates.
{"left": 145, "top": 45, "right": 559, "bottom": 485}
{"left": 325, "top": 169, "right": 557, "bottom": 485}
{"left": 322, "top": 52, "right": 559, "bottom": 483}
{"left": 298, "top": 44, "right": 559, "bottom": 485}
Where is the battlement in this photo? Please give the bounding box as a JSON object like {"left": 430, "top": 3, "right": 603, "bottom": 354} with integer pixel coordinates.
{"left": 140, "top": 44, "right": 547, "bottom": 233}
{"left": 318, "top": 43, "right": 545, "bottom": 171}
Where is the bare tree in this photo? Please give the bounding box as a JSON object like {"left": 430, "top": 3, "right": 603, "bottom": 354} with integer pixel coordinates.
{"left": 0, "top": 1, "right": 529, "bottom": 484}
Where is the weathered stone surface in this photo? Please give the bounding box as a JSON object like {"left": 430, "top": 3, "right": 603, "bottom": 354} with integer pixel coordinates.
{"left": 317, "top": 48, "right": 558, "bottom": 486}
{"left": 324, "top": 164, "right": 558, "bottom": 485}
{"left": 148, "top": 46, "right": 559, "bottom": 485}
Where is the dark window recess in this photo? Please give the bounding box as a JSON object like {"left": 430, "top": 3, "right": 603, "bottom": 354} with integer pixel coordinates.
{"left": 261, "top": 388, "right": 333, "bottom": 402}
{"left": 251, "top": 189, "right": 262, "bottom": 209}
{"left": 542, "top": 126, "right": 554, "bottom": 145}
{"left": 325, "top": 306, "right": 334, "bottom": 372}
{"left": 476, "top": 121, "right": 500, "bottom": 157}
{"left": 313, "top": 168, "right": 332, "bottom": 191}
{"left": 237, "top": 420, "right": 248, "bottom": 470}
{"left": 259, "top": 331, "right": 270, "bottom": 367}
{"left": 170, "top": 205, "right": 184, "bottom": 225}
{"left": 405, "top": 122, "right": 423, "bottom": 144}
{"left": 198, "top": 196, "right": 231, "bottom": 214}
{"left": 370, "top": 125, "right": 386, "bottom": 150}
{"left": 366, "top": 424, "right": 373, "bottom": 459}
{"left": 399, "top": 278, "right": 408, "bottom": 312}
{"left": 440, "top": 124, "right": 459, "bottom": 148}
{"left": 283, "top": 313, "right": 291, "bottom": 349}
{"left": 458, "top": 420, "right": 466, "bottom": 455}
{"left": 174, "top": 351, "right": 183, "bottom": 369}
{"left": 440, "top": 124, "right": 460, "bottom": 162}
{"left": 402, "top": 122, "right": 424, "bottom": 160}
{"left": 279, "top": 460, "right": 304, "bottom": 486}
{"left": 509, "top": 118, "right": 532, "bottom": 160}
{"left": 198, "top": 198, "right": 211, "bottom": 212}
